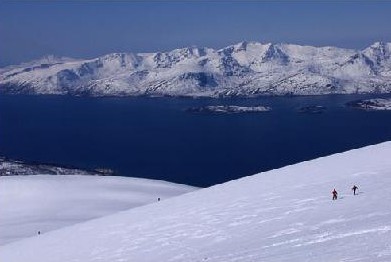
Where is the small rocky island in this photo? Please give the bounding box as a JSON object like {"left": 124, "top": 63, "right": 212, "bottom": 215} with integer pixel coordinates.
{"left": 298, "top": 105, "right": 327, "bottom": 114}
{"left": 187, "top": 105, "right": 271, "bottom": 114}
{"left": 346, "top": 98, "right": 391, "bottom": 111}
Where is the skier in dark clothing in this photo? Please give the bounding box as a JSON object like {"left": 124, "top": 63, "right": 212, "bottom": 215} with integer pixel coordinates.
{"left": 332, "top": 189, "right": 338, "bottom": 200}
{"left": 352, "top": 185, "right": 358, "bottom": 195}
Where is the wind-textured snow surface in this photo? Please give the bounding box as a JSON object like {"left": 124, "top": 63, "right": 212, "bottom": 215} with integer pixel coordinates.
{"left": 1, "top": 142, "right": 391, "bottom": 261}
{"left": 0, "top": 175, "right": 196, "bottom": 246}
{"left": 1, "top": 42, "right": 391, "bottom": 97}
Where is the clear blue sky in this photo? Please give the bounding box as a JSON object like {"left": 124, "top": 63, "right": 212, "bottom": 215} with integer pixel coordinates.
{"left": 1, "top": 1, "right": 390, "bottom": 66}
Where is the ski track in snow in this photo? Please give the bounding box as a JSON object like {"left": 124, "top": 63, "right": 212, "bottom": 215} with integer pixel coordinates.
{"left": 1, "top": 142, "right": 391, "bottom": 261}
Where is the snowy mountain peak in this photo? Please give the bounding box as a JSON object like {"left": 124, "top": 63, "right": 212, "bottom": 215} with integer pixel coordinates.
{"left": 261, "top": 43, "right": 289, "bottom": 64}
{"left": 232, "top": 41, "right": 250, "bottom": 52}
{"left": 363, "top": 41, "right": 391, "bottom": 64}
{"left": 96, "top": 52, "right": 141, "bottom": 69}
{"left": 1, "top": 42, "right": 391, "bottom": 97}
{"left": 369, "top": 41, "right": 388, "bottom": 50}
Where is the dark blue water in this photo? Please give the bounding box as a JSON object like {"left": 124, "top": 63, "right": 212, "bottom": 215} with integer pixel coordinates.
{"left": 1, "top": 94, "right": 390, "bottom": 187}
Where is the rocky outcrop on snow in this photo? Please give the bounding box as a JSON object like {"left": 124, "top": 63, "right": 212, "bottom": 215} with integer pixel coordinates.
{"left": 1, "top": 42, "right": 391, "bottom": 97}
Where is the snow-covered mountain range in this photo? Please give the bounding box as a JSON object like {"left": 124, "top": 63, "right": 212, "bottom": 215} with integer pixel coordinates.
{"left": 1, "top": 42, "right": 391, "bottom": 97}
{"left": 1, "top": 142, "right": 391, "bottom": 261}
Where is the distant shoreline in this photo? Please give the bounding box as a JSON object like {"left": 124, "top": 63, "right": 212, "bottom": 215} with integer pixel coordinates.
{"left": 0, "top": 157, "right": 114, "bottom": 177}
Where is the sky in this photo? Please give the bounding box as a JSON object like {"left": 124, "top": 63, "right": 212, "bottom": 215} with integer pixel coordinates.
{"left": 0, "top": 1, "right": 391, "bottom": 67}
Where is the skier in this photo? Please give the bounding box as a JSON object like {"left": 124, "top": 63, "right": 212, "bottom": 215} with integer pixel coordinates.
{"left": 332, "top": 189, "right": 338, "bottom": 200}
{"left": 352, "top": 185, "right": 358, "bottom": 195}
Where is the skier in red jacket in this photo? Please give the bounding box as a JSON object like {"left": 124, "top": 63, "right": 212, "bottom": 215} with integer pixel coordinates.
{"left": 332, "top": 189, "right": 338, "bottom": 200}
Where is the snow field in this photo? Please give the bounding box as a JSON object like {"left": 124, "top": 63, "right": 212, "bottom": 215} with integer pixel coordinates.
{"left": 0, "top": 175, "right": 196, "bottom": 245}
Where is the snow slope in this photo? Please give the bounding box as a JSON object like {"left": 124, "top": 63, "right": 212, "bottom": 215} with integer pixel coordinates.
{"left": 1, "top": 142, "right": 391, "bottom": 261}
{"left": 0, "top": 175, "right": 196, "bottom": 246}
{"left": 1, "top": 42, "right": 391, "bottom": 97}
